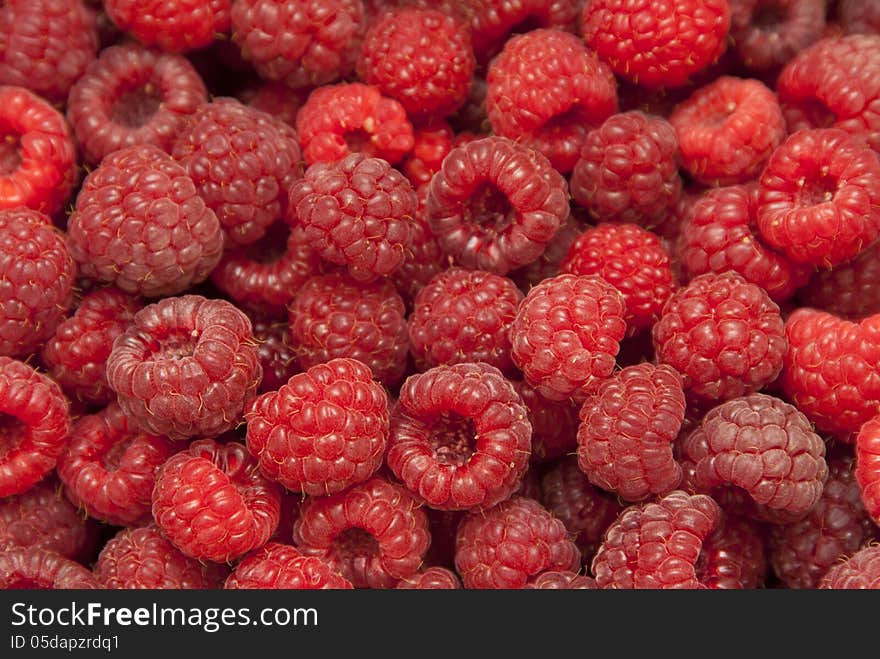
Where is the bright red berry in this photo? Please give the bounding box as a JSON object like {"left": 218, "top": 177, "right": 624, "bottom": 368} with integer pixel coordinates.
{"left": 855, "top": 415, "right": 880, "bottom": 526}
{"left": 105, "top": 0, "right": 231, "bottom": 53}
{"left": 0, "top": 547, "right": 99, "bottom": 589}
{"left": 819, "top": 545, "right": 880, "bottom": 589}
{"left": 225, "top": 542, "right": 353, "bottom": 589}
{"left": 394, "top": 566, "right": 462, "bottom": 589}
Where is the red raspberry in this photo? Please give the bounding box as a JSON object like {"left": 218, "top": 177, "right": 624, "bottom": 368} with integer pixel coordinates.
{"left": 486, "top": 29, "right": 617, "bottom": 173}
{"left": 287, "top": 272, "right": 409, "bottom": 387}
{"left": 41, "top": 287, "right": 142, "bottom": 405}
{"left": 729, "top": 0, "right": 826, "bottom": 72}
{"left": 426, "top": 136, "right": 569, "bottom": 275}
{"left": 250, "top": 318, "right": 299, "bottom": 394}
{"left": 0, "top": 357, "right": 70, "bottom": 498}
{"left": 225, "top": 542, "right": 353, "bottom": 589}
{"left": 105, "top": 0, "right": 231, "bottom": 53}
{"left": 401, "top": 122, "right": 455, "bottom": 187}
{"left": 106, "top": 295, "right": 262, "bottom": 441}
{"left": 581, "top": 0, "right": 732, "bottom": 89}
{"left": 526, "top": 571, "right": 598, "bottom": 589}
{"left": 468, "top": 0, "right": 579, "bottom": 63}
{"left": 0, "top": 86, "right": 77, "bottom": 215}
{"left": 239, "top": 82, "right": 308, "bottom": 128}
{"left": 819, "top": 545, "right": 880, "bottom": 589}
{"left": 454, "top": 496, "right": 580, "bottom": 589}
{"left": 95, "top": 524, "right": 229, "bottom": 589}
{"left": 0, "top": 207, "right": 76, "bottom": 358}
{"left": 679, "top": 184, "right": 812, "bottom": 303}
{"left": 797, "top": 241, "right": 880, "bottom": 320}
{"left": 838, "top": 1, "right": 880, "bottom": 35}
{"left": 231, "top": 0, "right": 366, "bottom": 89}
{"left": 293, "top": 476, "right": 430, "bottom": 588}
{"left": 387, "top": 362, "right": 531, "bottom": 511}
{"left": 513, "top": 381, "right": 579, "bottom": 464}
{"left": 0, "top": 0, "right": 99, "bottom": 104}
{"left": 856, "top": 415, "right": 880, "bottom": 525}
{"left": 509, "top": 273, "right": 627, "bottom": 402}
{"left": 153, "top": 438, "right": 283, "bottom": 563}
{"left": 570, "top": 111, "right": 682, "bottom": 228}
{"left": 696, "top": 513, "right": 767, "bottom": 589}
{"left": 509, "top": 213, "right": 587, "bottom": 294}
{"left": 57, "top": 403, "right": 176, "bottom": 527}
{"left": 652, "top": 272, "right": 786, "bottom": 404}
{"left": 395, "top": 566, "right": 462, "bottom": 589}
{"left": 577, "top": 363, "right": 686, "bottom": 502}
{"left": 669, "top": 76, "right": 786, "bottom": 186}
{"left": 0, "top": 547, "right": 99, "bottom": 589}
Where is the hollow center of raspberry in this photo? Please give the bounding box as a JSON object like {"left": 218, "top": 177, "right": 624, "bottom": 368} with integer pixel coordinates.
{"left": 110, "top": 84, "right": 162, "bottom": 128}
{"left": 245, "top": 221, "right": 290, "bottom": 264}
{"left": 799, "top": 173, "right": 838, "bottom": 206}
{"left": 102, "top": 437, "right": 133, "bottom": 471}
{"left": 0, "top": 133, "right": 22, "bottom": 175}
{"left": 333, "top": 527, "right": 380, "bottom": 562}
{"left": 467, "top": 183, "right": 513, "bottom": 237}
{"left": 0, "top": 413, "right": 25, "bottom": 459}
{"left": 147, "top": 331, "right": 198, "bottom": 361}
{"left": 344, "top": 129, "right": 374, "bottom": 155}
{"left": 429, "top": 412, "right": 477, "bottom": 467}
{"left": 798, "top": 99, "right": 836, "bottom": 129}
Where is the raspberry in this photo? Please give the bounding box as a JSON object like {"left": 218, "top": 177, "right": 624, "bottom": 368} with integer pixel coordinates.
{"left": 225, "top": 542, "right": 353, "bottom": 589}
{"left": 652, "top": 271, "right": 786, "bottom": 404}
{"left": 513, "top": 381, "right": 579, "bottom": 464}
{"left": 0, "top": 207, "right": 76, "bottom": 358}
{"left": 239, "top": 82, "right": 307, "bottom": 128}
{"left": 856, "top": 415, "right": 880, "bottom": 525}
{"left": 106, "top": 295, "right": 262, "bottom": 441}
{"left": 66, "top": 43, "right": 208, "bottom": 166}
{"left": 577, "top": 363, "right": 686, "bottom": 501}
{"left": 468, "top": 0, "right": 579, "bottom": 63}
{"left": 486, "top": 29, "right": 618, "bottom": 173}
{"left": 0, "top": 86, "right": 77, "bottom": 215}
{"left": 696, "top": 513, "right": 767, "bottom": 589}
{"left": 0, "top": 357, "right": 70, "bottom": 498}
{"left": 394, "top": 566, "right": 462, "bottom": 589}
{"left": 729, "top": 0, "right": 826, "bottom": 72}
{"left": 591, "top": 490, "right": 722, "bottom": 589}
{"left": 426, "top": 136, "right": 569, "bottom": 275}
{"left": 172, "top": 98, "right": 303, "bottom": 248}
{"left": 454, "top": 496, "right": 580, "bottom": 589}
{"left": 581, "top": 0, "right": 732, "bottom": 89}
{"left": 57, "top": 403, "right": 176, "bottom": 527}
{"left": 68, "top": 144, "right": 223, "bottom": 298}
{"left": 509, "top": 273, "right": 627, "bottom": 402}
{"left": 231, "top": 0, "right": 366, "bottom": 89}
{"left": 287, "top": 272, "right": 409, "bottom": 387}
{"left": 293, "top": 476, "right": 430, "bottom": 588}
{"left": 526, "top": 571, "right": 598, "bottom": 589}
{"left": 560, "top": 223, "right": 676, "bottom": 334}
{"left": 838, "top": 1, "right": 880, "bottom": 35}
{"left": 0, "top": 0, "right": 99, "bottom": 104}
{"left": 570, "top": 111, "right": 682, "bottom": 228}
{"left": 95, "top": 524, "right": 228, "bottom": 589}
{"left": 401, "top": 122, "right": 455, "bottom": 187}
{"left": 0, "top": 547, "right": 99, "bottom": 589}
{"left": 296, "top": 83, "right": 414, "bottom": 166}
{"left": 797, "top": 241, "right": 880, "bottom": 320}
{"left": 104, "top": 0, "right": 231, "bottom": 53}
{"left": 153, "top": 438, "right": 283, "bottom": 563}
{"left": 509, "top": 212, "right": 587, "bottom": 294}
{"left": 819, "top": 545, "right": 880, "bottom": 589}
{"left": 251, "top": 318, "right": 299, "bottom": 394}
{"left": 41, "top": 287, "right": 142, "bottom": 405}
{"left": 289, "top": 153, "right": 417, "bottom": 282}
{"left": 669, "top": 76, "right": 787, "bottom": 186}
{"left": 387, "top": 362, "right": 531, "bottom": 511}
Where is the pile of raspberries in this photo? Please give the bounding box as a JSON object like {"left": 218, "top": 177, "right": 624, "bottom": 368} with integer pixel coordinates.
{"left": 2, "top": 0, "right": 880, "bottom": 591}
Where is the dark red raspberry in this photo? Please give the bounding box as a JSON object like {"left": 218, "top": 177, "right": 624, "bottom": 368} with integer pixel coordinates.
{"left": 729, "top": 0, "right": 826, "bottom": 72}
{"left": 797, "top": 241, "right": 880, "bottom": 320}
{"left": 232, "top": 0, "right": 366, "bottom": 89}
{"left": 838, "top": 1, "right": 880, "bottom": 35}
{"left": 387, "top": 362, "right": 531, "bottom": 511}
{"left": 509, "top": 273, "right": 627, "bottom": 402}
{"left": 454, "top": 496, "right": 580, "bottom": 589}
{"left": 287, "top": 272, "right": 409, "bottom": 387}
{"left": 225, "top": 542, "right": 353, "bottom": 589}
{"left": 512, "top": 381, "right": 578, "bottom": 464}
{"left": 0, "top": 547, "right": 99, "bottom": 589}
{"left": 105, "top": 0, "right": 231, "bottom": 53}
{"left": 468, "top": 0, "right": 579, "bottom": 63}
{"left": 294, "top": 476, "right": 430, "bottom": 589}
{"left": 95, "top": 524, "right": 229, "bottom": 589}
{"left": 696, "top": 513, "right": 767, "bottom": 589}
{"left": 250, "top": 318, "right": 299, "bottom": 394}
{"left": 395, "top": 566, "right": 462, "bottom": 589}
{"left": 0, "top": 207, "right": 76, "bottom": 358}
{"left": 525, "top": 571, "right": 597, "bottom": 589}
{"left": 652, "top": 271, "right": 786, "bottom": 404}
{"left": 153, "top": 438, "right": 283, "bottom": 563}
{"left": 41, "top": 287, "right": 142, "bottom": 405}
{"left": 581, "top": 0, "right": 732, "bottom": 89}
{"left": 401, "top": 122, "right": 455, "bottom": 187}
{"left": 0, "top": 86, "right": 77, "bottom": 215}
{"left": 856, "top": 415, "right": 880, "bottom": 525}
{"left": 239, "top": 82, "right": 308, "bottom": 128}
{"left": 0, "top": 357, "right": 70, "bottom": 498}
{"left": 819, "top": 545, "right": 880, "bottom": 589}
{"left": 486, "top": 29, "right": 617, "bottom": 173}
{"left": 509, "top": 213, "right": 587, "bottom": 294}
{"left": 107, "top": 295, "right": 262, "bottom": 441}
{"left": 66, "top": 43, "right": 208, "bottom": 165}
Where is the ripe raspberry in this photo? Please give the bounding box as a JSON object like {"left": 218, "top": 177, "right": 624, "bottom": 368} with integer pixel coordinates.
{"left": 652, "top": 272, "right": 786, "bottom": 403}
{"left": 401, "top": 122, "right": 455, "bottom": 187}
{"left": 838, "top": 1, "right": 880, "bottom": 35}
{"left": 729, "top": 0, "right": 826, "bottom": 72}
{"left": 395, "top": 566, "right": 462, "bottom": 589}
{"left": 819, "top": 545, "right": 880, "bottom": 589}
{"left": 387, "top": 362, "right": 531, "bottom": 511}
{"left": 68, "top": 144, "right": 223, "bottom": 298}
{"left": 0, "top": 86, "right": 77, "bottom": 215}
{"left": 225, "top": 542, "right": 353, "bottom": 589}
{"left": 0, "top": 207, "right": 76, "bottom": 358}
{"left": 454, "top": 496, "right": 580, "bottom": 589}
{"left": 856, "top": 415, "right": 880, "bottom": 525}
{"left": 560, "top": 223, "right": 676, "bottom": 334}
{"left": 287, "top": 272, "right": 409, "bottom": 387}
{"left": 95, "top": 524, "right": 228, "bottom": 589}
{"left": 581, "top": 0, "right": 732, "bottom": 89}
{"left": 696, "top": 513, "right": 767, "bottom": 589}
{"left": 509, "top": 212, "right": 588, "bottom": 294}
{"left": 41, "top": 287, "right": 142, "bottom": 405}
{"left": 296, "top": 83, "right": 414, "bottom": 166}
{"left": 231, "top": 0, "right": 366, "bottom": 89}
{"left": 512, "top": 381, "right": 578, "bottom": 464}
{"left": 526, "top": 571, "right": 598, "bottom": 589}
{"left": 0, "top": 357, "right": 70, "bottom": 498}
{"left": 107, "top": 295, "right": 262, "bottom": 441}
{"left": 250, "top": 318, "right": 299, "bottom": 394}
{"left": 294, "top": 476, "right": 430, "bottom": 589}
{"left": 391, "top": 186, "right": 450, "bottom": 305}
{"left": 468, "top": 0, "right": 579, "bottom": 63}
{"left": 509, "top": 273, "right": 627, "bottom": 402}
{"left": 172, "top": 98, "right": 303, "bottom": 248}
{"left": 486, "top": 29, "right": 618, "bottom": 173}
{"left": 153, "top": 438, "right": 283, "bottom": 563}
{"left": 239, "top": 82, "right": 307, "bottom": 128}
{"left": 797, "top": 241, "right": 880, "bottom": 320}
{"left": 429, "top": 136, "right": 569, "bottom": 276}
{"left": 669, "top": 76, "right": 787, "bottom": 186}
{"left": 0, "top": 547, "right": 99, "bottom": 589}
{"left": 67, "top": 43, "right": 208, "bottom": 166}
{"left": 105, "top": 0, "right": 231, "bottom": 53}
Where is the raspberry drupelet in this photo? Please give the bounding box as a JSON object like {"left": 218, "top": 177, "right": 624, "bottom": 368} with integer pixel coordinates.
{"left": 225, "top": 543, "right": 353, "bottom": 589}
{"left": 797, "top": 241, "right": 880, "bottom": 320}
{"left": 856, "top": 415, "right": 880, "bottom": 525}
{"left": 697, "top": 513, "right": 767, "bottom": 589}
{"left": 0, "top": 547, "right": 99, "bottom": 589}
{"left": 104, "top": 0, "right": 232, "bottom": 53}
{"left": 819, "top": 545, "right": 880, "bottom": 589}
{"left": 395, "top": 566, "right": 462, "bottom": 590}
{"left": 513, "top": 380, "right": 579, "bottom": 464}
